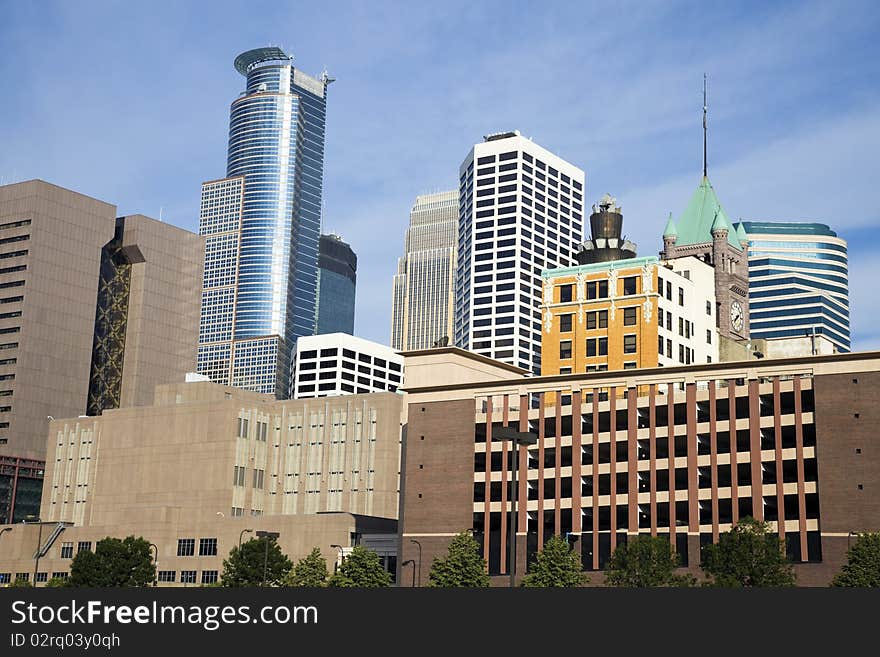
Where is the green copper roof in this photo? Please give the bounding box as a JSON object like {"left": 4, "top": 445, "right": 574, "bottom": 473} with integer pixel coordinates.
{"left": 672, "top": 177, "right": 740, "bottom": 249}
{"left": 711, "top": 208, "right": 731, "bottom": 234}
{"left": 735, "top": 221, "right": 748, "bottom": 243}
{"left": 662, "top": 212, "right": 677, "bottom": 238}
{"left": 542, "top": 255, "right": 659, "bottom": 279}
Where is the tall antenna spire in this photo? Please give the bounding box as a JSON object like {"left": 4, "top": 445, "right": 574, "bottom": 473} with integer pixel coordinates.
{"left": 703, "top": 73, "right": 708, "bottom": 179}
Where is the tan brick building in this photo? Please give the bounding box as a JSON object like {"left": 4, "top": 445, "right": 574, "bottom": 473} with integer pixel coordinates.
{"left": 0, "top": 382, "right": 402, "bottom": 585}
{"left": 0, "top": 180, "right": 203, "bottom": 523}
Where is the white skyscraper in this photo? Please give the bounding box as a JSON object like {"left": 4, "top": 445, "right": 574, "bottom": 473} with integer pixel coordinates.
{"left": 391, "top": 191, "right": 458, "bottom": 351}
{"left": 454, "top": 131, "right": 585, "bottom": 373}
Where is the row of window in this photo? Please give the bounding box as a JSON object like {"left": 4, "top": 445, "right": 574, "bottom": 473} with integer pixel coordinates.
{"left": 177, "top": 538, "right": 218, "bottom": 557}
{"left": 158, "top": 570, "right": 218, "bottom": 584}
{"left": 0, "top": 572, "right": 65, "bottom": 584}
{"left": 298, "top": 348, "right": 401, "bottom": 372}
{"left": 559, "top": 335, "right": 637, "bottom": 359}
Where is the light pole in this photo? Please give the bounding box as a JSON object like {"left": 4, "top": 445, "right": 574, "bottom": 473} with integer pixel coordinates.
{"left": 848, "top": 531, "right": 859, "bottom": 551}
{"left": 402, "top": 559, "right": 416, "bottom": 588}
{"left": 23, "top": 515, "right": 44, "bottom": 586}
{"left": 238, "top": 528, "right": 253, "bottom": 552}
{"left": 409, "top": 538, "right": 421, "bottom": 586}
{"left": 494, "top": 427, "right": 538, "bottom": 588}
{"left": 255, "top": 530, "right": 279, "bottom": 587}
{"left": 149, "top": 543, "right": 158, "bottom": 587}
{"left": 330, "top": 544, "right": 344, "bottom": 574}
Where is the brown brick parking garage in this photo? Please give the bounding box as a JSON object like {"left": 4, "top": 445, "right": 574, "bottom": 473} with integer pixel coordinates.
{"left": 400, "top": 348, "right": 880, "bottom": 586}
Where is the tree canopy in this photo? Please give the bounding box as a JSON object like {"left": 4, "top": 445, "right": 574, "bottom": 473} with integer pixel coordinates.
{"left": 701, "top": 517, "right": 795, "bottom": 587}
{"left": 606, "top": 535, "right": 694, "bottom": 587}
{"left": 832, "top": 532, "right": 880, "bottom": 587}
{"left": 328, "top": 545, "right": 392, "bottom": 588}
{"left": 284, "top": 547, "right": 329, "bottom": 587}
{"left": 67, "top": 536, "right": 155, "bottom": 587}
{"left": 521, "top": 535, "right": 587, "bottom": 587}
{"left": 428, "top": 531, "right": 490, "bottom": 588}
{"left": 221, "top": 537, "right": 292, "bottom": 587}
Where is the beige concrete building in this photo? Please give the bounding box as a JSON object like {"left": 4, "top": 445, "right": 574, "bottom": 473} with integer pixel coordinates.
{"left": 0, "top": 180, "right": 202, "bottom": 524}
{"left": 0, "top": 382, "right": 402, "bottom": 585}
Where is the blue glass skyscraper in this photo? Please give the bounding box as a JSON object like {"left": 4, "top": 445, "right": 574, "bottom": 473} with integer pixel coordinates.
{"left": 315, "top": 234, "right": 357, "bottom": 335}
{"left": 198, "top": 47, "right": 332, "bottom": 397}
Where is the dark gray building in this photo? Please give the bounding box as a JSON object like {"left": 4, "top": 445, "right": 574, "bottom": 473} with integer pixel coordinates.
{"left": 316, "top": 233, "right": 357, "bottom": 335}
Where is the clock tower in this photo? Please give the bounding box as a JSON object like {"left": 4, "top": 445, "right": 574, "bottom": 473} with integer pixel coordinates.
{"left": 659, "top": 77, "right": 749, "bottom": 341}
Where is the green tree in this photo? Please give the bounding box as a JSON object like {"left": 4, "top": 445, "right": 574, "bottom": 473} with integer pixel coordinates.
{"left": 67, "top": 536, "right": 155, "bottom": 587}
{"left": 10, "top": 577, "right": 33, "bottom": 588}
{"left": 221, "top": 537, "right": 292, "bottom": 587}
{"left": 606, "top": 535, "right": 694, "bottom": 587}
{"left": 521, "top": 535, "right": 587, "bottom": 588}
{"left": 45, "top": 577, "right": 68, "bottom": 588}
{"left": 328, "top": 545, "right": 392, "bottom": 588}
{"left": 701, "top": 517, "right": 795, "bottom": 587}
{"left": 832, "top": 532, "right": 880, "bottom": 587}
{"left": 428, "top": 531, "right": 489, "bottom": 588}
{"left": 284, "top": 547, "right": 329, "bottom": 587}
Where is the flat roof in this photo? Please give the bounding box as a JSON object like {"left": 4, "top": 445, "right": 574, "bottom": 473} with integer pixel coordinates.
{"left": 400, "top": 346, "right": 529, "bottom": 375}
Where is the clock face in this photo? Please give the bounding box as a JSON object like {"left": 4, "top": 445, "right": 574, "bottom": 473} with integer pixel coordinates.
{"left": 730, "top": 301, "right": 744, "bottom": 332}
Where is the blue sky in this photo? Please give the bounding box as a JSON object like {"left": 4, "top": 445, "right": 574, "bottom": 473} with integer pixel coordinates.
{"left": 2, "top": 0, "right": 879, "bottom": 350}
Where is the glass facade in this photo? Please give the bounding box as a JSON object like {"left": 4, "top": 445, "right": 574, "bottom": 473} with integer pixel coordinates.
{"left": 391, "top": 191, "right": 459, "bottom": 351}
{"left": 315, "top": 234, "right": 356, "bottom": 335}
{"left": 742, "top": 221, "right": 850, "bottom": 352}
{"left": 86, "top": 218, "right": 132, "bottom": 416}
{"left": 197, "top": 48, "right": 331, "bottom": 397}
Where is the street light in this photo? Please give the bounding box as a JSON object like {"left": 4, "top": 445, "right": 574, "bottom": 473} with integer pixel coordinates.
{"left": 848, "top": 531, "right": 859, "bottom": 550}
{"left": 149, "top": 543, "right": 158, "bottom": 587}
{"left": 409, "top": 539, "right": 422, "bottom": 587}
{"left": 494, "top": 427, "right": 538, "bottom": 588}
{"left": 238, "top": 528, "right": 253, "bottom": 552}
{"left": 402, "top": 559, "right": 416, "bottom": 588}
{"left": 330, "top": 544, "right": 344, "bottom": 574}
{"left": 255, "top": 530, "right": 280, "bottom": 587}
{"left": 23, "top": 515, "right": 44, "bottom": 586}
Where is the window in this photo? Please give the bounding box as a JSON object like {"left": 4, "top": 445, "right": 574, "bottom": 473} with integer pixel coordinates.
{"left": 559, "top": 314, "right": 573, "bottom": 332}
{"left": 679, "top": 344, "right": 685, "bottom": 362}
{"left": 598, "top": 280, "right": 608, "bottom": 298}
{"left": 623, "top": 277, "right": 637, "bottom": 295}
{"left": 658, "top": 307, "right": 664, "bottom": 326}
{"left": 666, "top": 313, "right": 672, "bottom": 331}
{"left": 706, "top": 329, "right": 712, "bottom": 344}
{"left": 624, "top": 335, "right": 637, "bottom": 354}
{"left": 237, "top": 417, "right": 249, "bottom": 438}
{"left": 51, "top": 572, "right": 68, "bottom": 581}
{"left": 158, "top": 571, "right": 176, "bottom": 583}
{"left": 559, "top": 367, "right": 572, "bottom": 375}
{"left": 666, "top": 282, "right": 672, "bottom": 300}
{"left": 233, "top": 465, "right": 246, "bottom": 486}
{"left": 659, "top": 335, "right": 664, "bottom": 352}
{"left": 199, "top": 538, "right": 218, "bottom": 556}
{"left": 598, "top": 310, "right": 608, "bottom": 328}
{"left": 177, "top": 539, "right": 195, "bottom": 557}
{"left": 559, "top": 284, "right": 573, "bottom": 302}
{"left": 180, "top": 570, "right": 196, "bottom": 584}
{"left": 679, "top": 317, "right": 684, "bottom": 336}
{"left": 598, "top": 337, "right": 608, "bottom": 356}
{"left": 77, "top": 541, "right": 92, "bottom": 553}
{"left": 586, "top": 312, "right": 596, "bottom": 330}
{"left": 667, "top": 339, "right": 672, "bottom": 358}
{"left": 678, "top": 288, "right": 684, "bottom": 306}
{"left": 706, "top": 300, "right": 712, "bottom": 315}
{"left": 253, "top": 469, "right": 264, "bottom": 489}
{"left": 624, "top": 362, "right": 637, "bottom": 370}
{"left": 586, "top": 339, "right": 596, "bottom": 357}
{"left": 60, "top": 542, "right": 73, "bottom": 559}
{"left": 201, "top": 571, "right": 219, "bottom": 585}
{"left": 559, "top": 340, "right": 572, "bottom": 360}
{"left": 623, "top": 307, "right": 637, "bottom": 326}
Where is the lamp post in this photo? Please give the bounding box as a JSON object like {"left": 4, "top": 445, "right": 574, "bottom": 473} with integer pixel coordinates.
{"left": 848, "top": 531, "right": 859, "bottom": 551}
{"left": 149, "top": 543, "right": 158, "bottom": 587}
{"left": 402, "top": 559, "right": 416, "bottom": 588}
{"left": 409, "top": 538, "right": 422, "bottom": 587}
{"left": 330, "top": 544, "right": 344, "bottom": 574}
{"left": 238, "top": 528, "right": 253, "bottom": 552}
{"left": 24, "top": 515, "right": 43, "bottom": 586}
{"left": 0, "top": 526, "right": 10, "bottom": 545}
{"left": 255, "top": 531, "right": 280, "bottom": 587}
{"left": 494, "top": 427, "right": 538, "bottom": 588}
